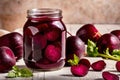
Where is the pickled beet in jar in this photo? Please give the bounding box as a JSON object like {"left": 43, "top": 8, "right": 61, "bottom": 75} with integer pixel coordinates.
{"left": 23, "top": 8, "right": 66, "bottom": 70}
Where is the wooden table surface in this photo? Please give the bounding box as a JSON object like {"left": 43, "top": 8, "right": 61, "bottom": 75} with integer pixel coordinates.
{"left": 0, "top": 24, "right": 120, "bottom": 80}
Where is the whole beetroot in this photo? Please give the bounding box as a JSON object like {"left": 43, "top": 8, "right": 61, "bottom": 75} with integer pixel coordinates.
{"left": 97, "top": 33, "right": 120, "bottom": 54}
{"left": 66, "top": 36, "right": 85, "bottom": 65}
{"left": 76, "top": 24, "right": 101, "bottom": 44}
{"left": 0, "top": 46, "right": 16, "bottom": 73}
{"left": 0, "top": 32, "right": 23, "bottom": 61}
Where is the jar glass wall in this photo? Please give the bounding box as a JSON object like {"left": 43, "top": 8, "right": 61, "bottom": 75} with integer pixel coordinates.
{"left": 23, "top": 8, "right": 66, "bottom": 71}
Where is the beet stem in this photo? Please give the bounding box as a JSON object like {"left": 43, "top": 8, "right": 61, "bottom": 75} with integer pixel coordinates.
{"left": 98, "top": 53, "right": 120, "bottom": 61}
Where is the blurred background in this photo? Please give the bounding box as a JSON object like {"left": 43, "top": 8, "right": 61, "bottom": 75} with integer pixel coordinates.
{"left": 0, "top": 0, "right": 120, "bottom": 31}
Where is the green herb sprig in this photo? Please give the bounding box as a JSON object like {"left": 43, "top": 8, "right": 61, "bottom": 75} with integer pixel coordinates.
{"left": 87, "top": 39, "right": 120, "bottom": 61}
{"left": 67, "top": 54, "right": 80, "bottom": 66}
{"left": 7, "top": 66, "right": 33, "bottom": 78}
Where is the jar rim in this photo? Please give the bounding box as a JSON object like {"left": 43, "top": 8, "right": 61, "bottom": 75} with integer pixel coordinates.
{"left": 27, "top": 8, "right": 62, "bottom": 18}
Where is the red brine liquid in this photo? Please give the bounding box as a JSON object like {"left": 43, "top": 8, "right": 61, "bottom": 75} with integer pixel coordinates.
{"left": 23, "top": 9, "right": 66, "bottom": 70}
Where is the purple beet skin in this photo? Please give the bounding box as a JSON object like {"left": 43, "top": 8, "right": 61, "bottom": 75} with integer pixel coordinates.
{"left": 76, "top": 24, "right": 101, "bottom": 44}
{"left": 97, "top": 33, "right": 120, "bottom": 54}
{"left": 111, "top": 30, "right": 120, "bottom": 40}
{"left": 0, "top": 46, "right": 16, "bottom": 73}
{"left": 66, "top": 36, "right": 85, "bottom": 65}
{"left": 0, "top": 32, "right": 23, "bottom": 61}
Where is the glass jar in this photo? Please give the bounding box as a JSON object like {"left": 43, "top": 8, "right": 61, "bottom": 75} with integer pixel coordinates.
{"left": 23, "top": 8, "right": 66, "bottom": 70}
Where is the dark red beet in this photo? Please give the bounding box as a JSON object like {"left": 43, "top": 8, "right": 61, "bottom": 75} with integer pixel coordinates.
{"left": 37, "top": 23, "right": 49, "bottom": 33}
{"left": 102, "top": 71, "right": 119, "bottom": 80}
{"left": 0, "top": 32, "right": 23, "bottom": 61}
{"left": 111, "top": 30, "right": 120, "bottom": 40}
{"left": 66, "top": 36, "right": 85, "bottom": 65}
{"left": 44, "top": 44, "right": 61, "bottom": 63}
{"left": 79, "top": 58, "right": 91, "bottom": 68}
{"left": 91, "top": 60, "right": 106, "bottom": 71}
{"left": 116, "top": 61, "right": 120, "bottom": 72}
{"left": 44, "top": 27, "right": 61, "bottom": 41}
{"left": 71, "top": 64, "right": 89, "bottom": 77}
{"left": 33, "top": 33, "right": 47, "bottom": 49}
{"left": 0, "top": 46, "right": 16, "bottom": 73}
{"left": 76, "top": 24, "right": 101, "bottom": 44}
{"left": 97, "top": 33, "right": 120, "bottom": 54}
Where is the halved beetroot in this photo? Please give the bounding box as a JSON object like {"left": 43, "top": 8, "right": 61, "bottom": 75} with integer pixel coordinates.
{"left": 44, "top": 44, "right": 61, "bottom": 63}
{"left": 71, "top": 64, "right": 89, "bottom": 77}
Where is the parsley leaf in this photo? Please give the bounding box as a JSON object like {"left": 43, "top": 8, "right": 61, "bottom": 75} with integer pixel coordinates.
{"left": 87, "top": 39, "right": 120, "bottom": 61}
{"left": 7, "top": 66, "right": 33, "bottom": 78}
{"left": 67, "top": 54, "right": 80, "bottom": 66}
